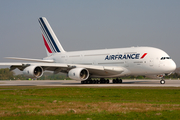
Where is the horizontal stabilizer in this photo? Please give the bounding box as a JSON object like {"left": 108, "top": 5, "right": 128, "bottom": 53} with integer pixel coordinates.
{"left": 5, "top": 57, "right": 54, "bottom": 63}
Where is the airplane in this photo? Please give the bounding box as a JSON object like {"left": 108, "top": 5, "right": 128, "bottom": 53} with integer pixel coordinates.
{"left": 0, "top": 17, "right": 176, "bottom": 84}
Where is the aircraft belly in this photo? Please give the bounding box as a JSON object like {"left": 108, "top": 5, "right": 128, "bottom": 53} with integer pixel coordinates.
{"left": 90, "top": 74, "right": 124, "bottom": 78}
{"left": 89, "top": 69, "right": 119, "bottom": 76}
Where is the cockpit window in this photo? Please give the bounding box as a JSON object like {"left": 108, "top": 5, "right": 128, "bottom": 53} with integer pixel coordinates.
{"left": 161, "top": 57, "right": 171, "bottom": 60}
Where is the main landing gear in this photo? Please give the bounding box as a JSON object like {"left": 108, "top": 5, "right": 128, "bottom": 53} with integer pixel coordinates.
{"left": 81, "top": 78, "right": 123, "bottom": 84}
{"left": 112, "top": 78, "right": 122, "bottom": 83}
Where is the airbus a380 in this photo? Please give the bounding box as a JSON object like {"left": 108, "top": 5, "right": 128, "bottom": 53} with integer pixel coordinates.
{"left": 0, "top": 17, "right": 176, "bottom": 84}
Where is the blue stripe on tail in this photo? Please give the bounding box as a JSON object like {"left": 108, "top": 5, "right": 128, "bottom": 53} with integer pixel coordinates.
{"left": 39, "top": 23, "right": 56, "bottom": 52}
{"left": 39, "top": 18, "right": 60, "bottom": 52}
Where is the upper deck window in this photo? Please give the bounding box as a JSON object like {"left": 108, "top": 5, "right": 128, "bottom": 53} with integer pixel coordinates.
{"left": 161, "top": 57, "right": 171, "bottom": 60}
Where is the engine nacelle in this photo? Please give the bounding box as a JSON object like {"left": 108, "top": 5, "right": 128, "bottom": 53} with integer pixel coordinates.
{"left": 68, "top": 68, "right": 89, "bottom": 81}
{"left": 23, "top": 66, "right": 43, "bottom": 78}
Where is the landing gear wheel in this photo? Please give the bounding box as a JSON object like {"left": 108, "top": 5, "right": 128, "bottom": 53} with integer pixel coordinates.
{"left": 113, "top": 79, "right": 115, "bottom": 83}
{"left": 97, "top": 80, "right": 100, "bottom": 84}
{"left": 112, "top": 78, "right": 122, "bottom": 83}
{"left": 106, "top": 79, "right": 109, "bottom": 83}
{"left": 160, "top": 80, "right": 165, "bottom": 84}
{"left": 119, "top": 79, "right": 122, "bottom": 83}
{"left": 100, "top": 78, "right": 105, "bottom": 84}
{"left": 116, "top": 78, "right": 119, "bottom": 83}
{"left": 95, "top": 80, "right": 98, "bottom": 84}
{"left": 87, "top": 80, "right": 91, "bottom": 84}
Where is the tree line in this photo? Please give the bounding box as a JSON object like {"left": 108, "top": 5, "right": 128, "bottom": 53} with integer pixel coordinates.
{"left": 0, "top": 68, "right": 70, "bottom": 80}
{"left": 0, "top": 68, "right": 180, "bottom": 80}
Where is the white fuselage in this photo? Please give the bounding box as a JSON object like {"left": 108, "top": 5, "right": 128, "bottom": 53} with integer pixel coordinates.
{"left": 44, "top": 46, "right": 176, "bottom": 78}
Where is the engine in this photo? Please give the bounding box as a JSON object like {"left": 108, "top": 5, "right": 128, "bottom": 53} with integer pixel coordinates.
{"left": 68, "top": 68, "right": 89, "bottom": 81}
{"left": 23, "top": 66, "right": 43, "bottom": 78}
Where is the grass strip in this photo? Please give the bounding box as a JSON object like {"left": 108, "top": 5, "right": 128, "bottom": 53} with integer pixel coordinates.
{"left": 0, "top": 86, "right": 180, "bottom": 119}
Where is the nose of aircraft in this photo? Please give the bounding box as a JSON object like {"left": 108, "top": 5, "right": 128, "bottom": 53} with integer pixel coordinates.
{"left": 169, "top": 60, "right": 176, "bottom": 72}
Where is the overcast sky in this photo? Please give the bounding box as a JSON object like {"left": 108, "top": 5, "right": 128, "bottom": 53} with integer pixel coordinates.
{"left": 0, "top": 1, "right": 180, "bottom": 71}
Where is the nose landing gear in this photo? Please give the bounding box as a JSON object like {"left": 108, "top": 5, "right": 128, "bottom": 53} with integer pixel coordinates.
{"left": 160, "top": 79, "right": 165, "bottom": 84}
{"left": 158, "top": 74, "right": 165, "bottom": 84}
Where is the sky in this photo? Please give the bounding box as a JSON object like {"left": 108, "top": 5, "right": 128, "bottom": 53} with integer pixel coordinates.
{"left": 0, "top": 1, "right": 180, "bottom": 73}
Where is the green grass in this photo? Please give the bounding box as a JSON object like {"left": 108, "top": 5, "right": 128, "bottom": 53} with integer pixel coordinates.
{"left": 0, "top": 86, "right": 180, "bottom": 119}
{"left": 2, "top": 110, "right": 180, "bottom": 120}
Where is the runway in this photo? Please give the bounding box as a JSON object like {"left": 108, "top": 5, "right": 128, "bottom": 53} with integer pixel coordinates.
{"left": 0, "top": 79, "right": 180, "bottom": 87}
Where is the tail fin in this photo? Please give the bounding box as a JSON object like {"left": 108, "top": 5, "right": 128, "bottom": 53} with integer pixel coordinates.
{"left": 38, "top": 17, "right": 65, "bottom": 56}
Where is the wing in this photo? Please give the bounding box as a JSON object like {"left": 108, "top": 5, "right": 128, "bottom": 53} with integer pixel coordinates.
{"left": 5, "top": 57, "right": 54, "bottom": 63}
{"left": 0, "top": 62, "right": 124, "bottom": 77}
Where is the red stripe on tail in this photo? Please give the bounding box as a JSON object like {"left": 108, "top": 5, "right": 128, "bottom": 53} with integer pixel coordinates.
{"left": 42, "top": 35, "right": 52, "bottom": 53}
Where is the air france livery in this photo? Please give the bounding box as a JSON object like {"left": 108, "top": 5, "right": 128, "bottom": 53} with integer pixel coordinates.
{"left": 0, "top": 17, "right": 176, "bottom": 84}
{"left": 105, "top": 53, "right": 147, "bottom": 60}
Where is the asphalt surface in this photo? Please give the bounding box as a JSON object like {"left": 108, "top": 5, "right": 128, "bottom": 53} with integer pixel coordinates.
{"left": 0, "top": 79, "right": 180, "bottom": 87}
